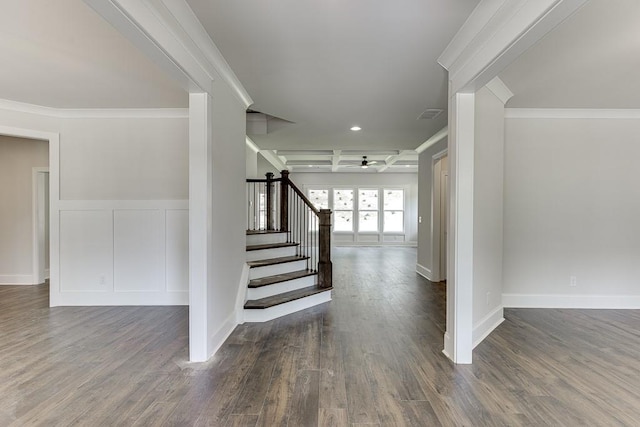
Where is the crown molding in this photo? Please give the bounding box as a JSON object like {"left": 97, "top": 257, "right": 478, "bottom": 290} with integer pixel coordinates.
{"left": 485, "top": 77, "right": 514, "bottom": 105}
{"left": 439, "top": 0, "right": 587, "bottom": 94}
{"left": 0, "top": 99, "right": 188, "bottom": 119}
{"left": 505, "top": 108, "right": 640, "bottom": 119}
{"left": 415, "top": 126, "right": 448, "bottom": 154}
{"left": 84, "top": 0, "right": 253, "bottom": 108}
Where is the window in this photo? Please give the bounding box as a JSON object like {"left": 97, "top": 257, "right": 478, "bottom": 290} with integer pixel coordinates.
{"left": 333, "top": 189, "right": 353, "bottom": 231}
{"left": 308, "top": 189, "right": 329, "bottom": 210}
{"left": 358, "top": 189, "right": 379, "bottom": 232}
{"left": 383, "top": 189, "right": 404, "bottom": 232}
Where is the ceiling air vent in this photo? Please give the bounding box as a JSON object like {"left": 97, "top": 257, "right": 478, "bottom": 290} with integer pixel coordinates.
{"left": 417, "top": 108, "right": 444, "bottom": 120}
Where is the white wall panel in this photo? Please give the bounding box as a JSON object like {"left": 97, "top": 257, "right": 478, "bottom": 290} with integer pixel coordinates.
{"left": 114, "top": 210, "right": 163, "bottom": 292}
{"left": 166, "top": 209, "right": 188, "bottom": 292}
{"left": 60, "top": 210, "right": 113, "bottom": 292}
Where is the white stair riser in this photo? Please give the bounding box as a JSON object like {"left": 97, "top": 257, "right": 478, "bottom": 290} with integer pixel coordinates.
{"left": 246, "top": 246, "right": 298, "bottom": 262}
{"left": 249, "top": 260, "right": 308, "bottom": 280}
{"left": 247, "top": 275, "right": 316, "bottom": 300}
{"left": 246, "top": 233, "right": 288, "bottom": 246}
{"left": 243, "top": 291, "right": 332, "bottom": 323}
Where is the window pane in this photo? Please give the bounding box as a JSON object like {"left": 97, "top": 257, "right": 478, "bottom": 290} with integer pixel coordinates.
{"left": 358, "top": 189, "right": 379, "bottom": 210}
{"left": 333, "top": 189, "right": 353, "bottom": 210}
{"left": 384, "top": 189, "right": 404, "bottom": 211}
{"left": 308, "top": 189, "right": 329, "bottom": 209}
{"left": 384, "top": 211, "right": 404, "bottom": 232}
{"left": 334, "top": 211, "right": 353, "bottom": 232}
{"left": 359, "top": 211, "right": 378, "bottom": 232}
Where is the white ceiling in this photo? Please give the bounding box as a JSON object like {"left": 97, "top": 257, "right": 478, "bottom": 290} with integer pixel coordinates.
{"left": 0, "top": 0, "right": 187, "bottom": 109}
{"left": 500, "top": 0, "right": 640, "bottom": 109}
{"left": 186, "top": 0, "right": 480, "bottom": 151}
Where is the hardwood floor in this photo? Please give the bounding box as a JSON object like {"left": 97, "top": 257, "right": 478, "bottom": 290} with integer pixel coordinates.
{"left": 1, "top": 247, "right": 639, "bottom": 426}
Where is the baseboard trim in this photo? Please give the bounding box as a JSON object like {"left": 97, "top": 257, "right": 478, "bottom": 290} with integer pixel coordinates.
{"left": 473, "top": 305, "right": 504, "bottom": 348}
{"left": 442, "top": 332, "right": 453, "bottom": 361}
{"left": 49, "top": 291, "right": 188, "bottom": 306}
{"left": 0, "top": 274, "right": 35, "bottom": 285}
{"left": 503, "top": 293, "right": 640, "bottom": 309}
{"left": 208, "top": 312, "right": 238, "bottom": 360}
{"left": 235, "top": 264, "right": 250, "bottom": 325}
{"left": 416, "top": 263, "right": 435, "bottom": 282}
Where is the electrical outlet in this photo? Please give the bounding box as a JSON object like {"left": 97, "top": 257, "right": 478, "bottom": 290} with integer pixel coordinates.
{"left": 99, "top": 275, "right": 107, "bottom": 286}
{"left": 569, "top": 276, "right": 577, "bottom": 287}
{"left": 418, "top": 216, "right": 422, "bottom": 223}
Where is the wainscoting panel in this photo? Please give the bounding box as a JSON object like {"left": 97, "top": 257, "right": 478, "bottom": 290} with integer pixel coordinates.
{"left": 54, "top": 201, "right": 188, "bottom": 306}
{"left": 59, "top": 210, "right": 113, "bottom": 292}
{"left": 166, "top": 209, "right": 189, "bottom": 292}
{"left": 114, "top": 209, "right": 163, "bottom": 292}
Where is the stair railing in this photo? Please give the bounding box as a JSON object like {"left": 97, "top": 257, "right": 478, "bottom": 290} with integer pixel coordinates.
{"left": 246, "top": 170, "right": 332, "bottom": 288}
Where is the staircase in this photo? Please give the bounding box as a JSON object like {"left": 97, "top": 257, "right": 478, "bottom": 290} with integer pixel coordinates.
{"left": 243, "top": 171, "right": 333, "bottom": 322}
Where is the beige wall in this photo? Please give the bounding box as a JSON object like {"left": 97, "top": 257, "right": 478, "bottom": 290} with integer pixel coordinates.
{"left": 0, "top": 135, "right": 48, "bottom": 283}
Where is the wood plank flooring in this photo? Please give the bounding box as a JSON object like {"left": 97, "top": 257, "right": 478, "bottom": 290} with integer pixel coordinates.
{"left": 1, "top": 247, "right": 639, "bottom": 426}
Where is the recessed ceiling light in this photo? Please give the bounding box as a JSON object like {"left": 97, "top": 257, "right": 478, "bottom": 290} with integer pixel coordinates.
{"left": 350, "top": 126, "right": 361, "bottom": 131}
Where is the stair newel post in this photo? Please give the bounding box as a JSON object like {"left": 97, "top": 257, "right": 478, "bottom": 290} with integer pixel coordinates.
{"left": 318, "top": 209, "right": 332, "bottom": 289}
{"left": 280, "top": 170, "right": 289, "bottom": 235}
{"left": 265, "top": 172, "right": 274, "bottom": 230}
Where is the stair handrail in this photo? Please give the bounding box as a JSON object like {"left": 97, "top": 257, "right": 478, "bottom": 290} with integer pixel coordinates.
{"left": 246, "top": 170, "right": 332, "bottom": 289}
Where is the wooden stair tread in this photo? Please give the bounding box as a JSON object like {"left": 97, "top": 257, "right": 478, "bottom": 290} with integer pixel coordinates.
{"left": 247, "top": 255, "right": 309, "bottom": 268}
{"left": 246, "top": 230, "right": 288, "bottom": 235}
{"left": 248, "top": 270, "right": 317, "bottom": 288}
{"left": 244, "top": 286, "right": 332, "bottom": 309}
{"left": 246, "top": 242, "right": 298, "bottom": 251}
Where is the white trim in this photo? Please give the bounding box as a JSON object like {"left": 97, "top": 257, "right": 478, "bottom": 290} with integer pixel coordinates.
{"left": 84, "top": 0, "right": 253, "bottom": 108}
{"left": 439, "top": 0, "right": 587, "bottom": 94}
{"left": 188, "top": 93, "right": 213, "bottom": 363}
{"left": 58, "top": 200, "right": 188, "bottom": 210}
{"left": 245, "top": 136, "right": 260, "bottom": 153}
{"left": 0, "top": 126, "right": 60, "bottom": 306}
{"left": 503, "top": 294, "right": 640, "bottom": 309}
{"left": 49, "top": 291, "right": 187, "bottom": 305}
{"left": 208, "top": 311, "right": 239, "bottom": 359}
{"left": 445, "top": 92, "right": 475, "bottom": 365}
{"left": 485, "top": 77, "right": 514, "bottom": 105}
{"left": 32, "top": 168, "right": 49, "bottom": 285}
{"left": 159, "top": 0, "right": 252, "bottom": 108}
{"left": 415, "top": 127, "right": 448, "bottom": 154}
{"left": 0, "top": 99, "right": 188, "bottom": 118}
{"left": 416, "top": 263, "right": 434, "bottom": 282}
{"left": 243, "top": 291, "right": 332, "bottom": 323}
{"left": 334, "top": 242, "right": 417, "bottom": 248}
{"left": 235, "top": 263, "right": 250, "bottom": 324}
{"left": 0, "top": 275, "right": 35, "bottom": 285}
{"left": 259, "top": 150, "right": 287, "bottom": 172}
{"left": 505, "top": 108, "right": 640, "bottom": 119}
{"left": 473, "top": 306, "right": 504, "bottom": 348}
{"left": 443, "top": 332, "right": 453, "bottom": 360}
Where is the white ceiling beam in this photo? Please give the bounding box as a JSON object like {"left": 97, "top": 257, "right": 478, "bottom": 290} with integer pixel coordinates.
{"left": 439, "top": 0, "right": 587, "bottom": 94}
{"left": 84, "top": 0, "right": 253, "bottom": 108}
{"left": 415, "top": 127, "right": 448, "bottom": 154}
{"left": 377, "top": 150, "right": 415, "bottom": 172}
{"left": 260, "top": 150, "right": 287, "bottom": 172}
{"left": 332, "top": 150, "right": 342, "bottom": 172}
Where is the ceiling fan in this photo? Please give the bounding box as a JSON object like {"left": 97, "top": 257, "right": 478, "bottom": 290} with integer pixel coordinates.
{"left": 345, "top": 156, "right": 380, "bottom": 169}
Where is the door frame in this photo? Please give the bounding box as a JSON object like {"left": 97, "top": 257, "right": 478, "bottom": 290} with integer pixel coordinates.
{"left": 431, "top": 149, "right": 448, "bottom": 282}
{"left": 32, "top": 167, "right": 50, "bottom": 284}
{"left": 0, "top": 125, "right": 59, "bottom": 298}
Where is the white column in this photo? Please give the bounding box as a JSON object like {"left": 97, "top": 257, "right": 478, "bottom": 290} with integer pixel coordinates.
{"left": 444, "top": 91, "right": 475, "bottom": 364}
{"left": 189, "top": 92, "right": 213, "bottom": 362}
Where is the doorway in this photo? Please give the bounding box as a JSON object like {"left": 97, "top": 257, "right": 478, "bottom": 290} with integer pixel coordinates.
{"left": 431, "top": 150, "right": 448, "bottom": 282}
